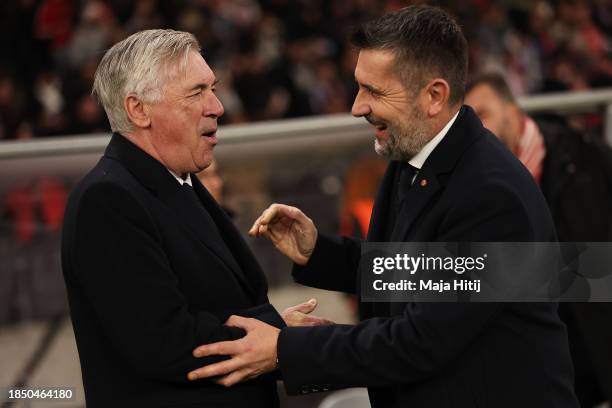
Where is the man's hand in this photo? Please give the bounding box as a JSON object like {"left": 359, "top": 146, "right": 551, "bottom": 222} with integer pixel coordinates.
{"left": 188, "top": 316, "right": 280, "bottom": 387}
{"left": 249, "top": 204, "right": 317, "bottom": 265}
{"left": 282, "top": 298, "right": 334, "bottom": 327}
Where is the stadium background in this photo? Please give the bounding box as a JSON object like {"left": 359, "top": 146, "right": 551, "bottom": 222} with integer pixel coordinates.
{"left": 1, "top": 0, "right": 612, "bottom": 407}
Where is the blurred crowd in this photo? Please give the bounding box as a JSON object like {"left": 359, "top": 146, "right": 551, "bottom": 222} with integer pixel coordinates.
{"left": 0, "top": 0, "right": 611, "bottom": 140}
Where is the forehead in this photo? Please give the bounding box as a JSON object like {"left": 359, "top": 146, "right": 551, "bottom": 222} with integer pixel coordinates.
{"left": 466, "top": 83, "right": 502, "bottom": 108}
{"left": 354, "top": 49, "right": 401, "bottom": 86}
{"left": 166, "top": 50, "right": 215, "bottom": 89}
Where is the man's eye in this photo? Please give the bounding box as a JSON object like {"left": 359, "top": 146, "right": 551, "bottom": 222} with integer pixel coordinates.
{"left": 363, "top": 87, "right": 379, "bottom": 96}
{"left": 190, "top": 90, "right": 202, "bottom": 97}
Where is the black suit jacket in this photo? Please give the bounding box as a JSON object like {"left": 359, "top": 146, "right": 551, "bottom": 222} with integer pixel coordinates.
{"left": 277, "top": 107, "right": 579, "bottom": 407}
{"left": 61, "top": 134, "right": 284, "bottom": 408}
{"left": 537, "top": 114, "right": 612, "bottom": 405}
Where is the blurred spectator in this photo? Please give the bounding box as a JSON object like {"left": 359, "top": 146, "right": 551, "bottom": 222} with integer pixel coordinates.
{"left": 34, "top": 0, "right": 74, "bottom": 55}
{"left": 0, "top": 0, "right": 611, "bottom": 138}
{"left": 466, "top": 72, "right": 612, "bottom": 408}
{"left": 4, "top": 177, "right": 67, "bottom": 245}
{"left": 196, "top": 158, "right": 225, "bottom": 204}
{"left": 125, "top": 0, "right": 166, "bottom": 33}
{"left": 0, "top": 73, "right": 30, "bottom": 140}
{"left": 1, "top": 176, "right": 69, "bottom": 323}
{"left": 34, "top": 71, "right": 64, "bottom": 117}
{"left": 196, "top": 158, "right": 238, "bottom": 219}
{"left": 66, "top": 0, "right": 117, "bottom": 70}
{"left": 68, "top": 94, "right": 109, "bottom": 134}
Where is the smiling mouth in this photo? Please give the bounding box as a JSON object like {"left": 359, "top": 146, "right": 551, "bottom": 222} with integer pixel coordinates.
{"left": 365, "top": 116, "right": 387, "bottom": 132}
{"left": 201, "top": 129, "right": 217, "bottom": 137}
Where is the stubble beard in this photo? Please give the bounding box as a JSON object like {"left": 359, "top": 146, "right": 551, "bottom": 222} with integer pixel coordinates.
{"left": 374, "top": 105, "right": 431, "bottom": 161}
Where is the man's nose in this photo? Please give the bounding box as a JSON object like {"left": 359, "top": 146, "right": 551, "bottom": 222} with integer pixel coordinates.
{"left": 205, "top": 93, "right": 225, "bottom": 118}
{"left": 351, "top": 91, "right": 370, "bottom": 117}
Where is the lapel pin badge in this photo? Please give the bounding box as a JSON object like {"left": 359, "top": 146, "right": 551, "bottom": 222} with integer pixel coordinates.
{"left": 420, "top": 179, "right": 428, "bottom": 187}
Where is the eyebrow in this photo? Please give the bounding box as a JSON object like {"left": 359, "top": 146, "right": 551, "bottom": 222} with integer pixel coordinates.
{"left": 188, "top": 78, "right": 219, "bottom": 92}
{"left": 357, "top": 81, "right": 382, "bottom": 94}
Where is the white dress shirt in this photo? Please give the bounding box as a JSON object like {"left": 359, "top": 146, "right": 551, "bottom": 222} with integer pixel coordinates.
{"left": 408, "top": 109, "right": 460, "bottom": 171}
{"left": 168, "top": 169, "right": 193, "bottom": 187}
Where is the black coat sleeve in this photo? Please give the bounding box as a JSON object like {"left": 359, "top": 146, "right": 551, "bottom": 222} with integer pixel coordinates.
{"left": 215, "top": 303, "right": 286, "bottom": 329}
{"left": 70, "top": 182, "right": 281, "bottom": 383}
{"left": 291, "top": 233, "right": 362, "bottom": 294}
{"left": 278, "top": 182, "right": 536, "bottom": 393}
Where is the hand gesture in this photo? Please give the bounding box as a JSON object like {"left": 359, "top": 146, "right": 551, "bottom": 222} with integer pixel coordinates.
{"left": 249, "top": 204, "right": 317, "bottom": 265}
{"left": 282, "top": 298, "right": 334, "bottom": 327}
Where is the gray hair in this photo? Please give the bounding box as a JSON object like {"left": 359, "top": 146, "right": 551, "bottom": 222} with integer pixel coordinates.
{"left": 92, "top": 29, "right": 200, "bottom": 133}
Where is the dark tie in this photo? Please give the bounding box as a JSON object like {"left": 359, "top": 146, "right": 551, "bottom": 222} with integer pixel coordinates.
{"left": 385, "top": 162, "right": 418, "bottom": 239}
{"left": 398, "top": 163, "right": 418, "bottom": 204}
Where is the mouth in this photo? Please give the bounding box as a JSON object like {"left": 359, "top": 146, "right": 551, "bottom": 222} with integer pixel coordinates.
{"left": 365, "top": 116, "right": 387, "bottom": 135}
{"left": 373, "top": 123, "right": 388, "bottom": 138}
{"left": 200, "top": 129, "right": 218, "bottom": 149}
{"left": 201, "top": 128, "right": 217, "bottom": 138}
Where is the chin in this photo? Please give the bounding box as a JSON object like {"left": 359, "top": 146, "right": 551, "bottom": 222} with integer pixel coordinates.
{"left": 374, "top": 140, "right": 391, "bottom": 158}
{"left": 196, "top": 159, "right": 213, "bottom": 172}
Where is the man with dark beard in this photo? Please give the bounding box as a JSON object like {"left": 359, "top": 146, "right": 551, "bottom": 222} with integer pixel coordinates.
{"left": 185, "top": 6, "right": 579, "bottom": 408}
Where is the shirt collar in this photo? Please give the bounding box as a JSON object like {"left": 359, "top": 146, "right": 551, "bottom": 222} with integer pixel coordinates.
{"left": 167, "top": 169, "right": 193, "bottom": 187}
{"left": 408, "top": 109, "right": 460, "bottom": 170}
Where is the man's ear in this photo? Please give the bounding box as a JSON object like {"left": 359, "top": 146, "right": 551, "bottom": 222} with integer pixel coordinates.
{"left": 424, "top": 78, "right": 451, "bottom": 116}
{"left": 124, "top": 95, "right": 151, "bottom": 128}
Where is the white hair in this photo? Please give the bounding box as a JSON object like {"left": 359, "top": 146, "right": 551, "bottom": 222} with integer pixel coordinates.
{"left": 92, "top": 29, "right": 200, "bottom": 133}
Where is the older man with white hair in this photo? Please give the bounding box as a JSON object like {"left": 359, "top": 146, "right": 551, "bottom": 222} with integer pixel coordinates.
{"left": 61, "top": 29, "right": 322, "bottom": 408}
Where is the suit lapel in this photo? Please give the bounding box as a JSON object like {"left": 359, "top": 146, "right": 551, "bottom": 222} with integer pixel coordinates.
{"left": 389, "top": 106, "right": 484, "bottom": 241}
{"left": 103, "top": 133, "right": 258, "bottom": 301}
{"left": 159, "top": 181, "right": 257, "bottom": 300}
{"left": 191, "top": 176, "right": 267, "bottom": 302}
{"left": 390, "top": 168, "right": 441, "bottom": 241}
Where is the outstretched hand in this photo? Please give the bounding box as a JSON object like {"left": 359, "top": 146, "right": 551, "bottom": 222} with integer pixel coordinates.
{"left": 282, "top": 298, "right": 335, "bottom": 327}
{"left": 249, "top": 204, "right": 317, "bottom": 265}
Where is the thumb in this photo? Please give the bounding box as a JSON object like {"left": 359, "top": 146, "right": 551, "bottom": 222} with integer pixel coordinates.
{"left": 294, "top": 298, "right": 317, "bottom": 314}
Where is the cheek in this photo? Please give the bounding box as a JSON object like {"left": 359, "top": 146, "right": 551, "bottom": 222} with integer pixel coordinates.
{"left": 193, "top": 137, "right": 207, "bottom": 154}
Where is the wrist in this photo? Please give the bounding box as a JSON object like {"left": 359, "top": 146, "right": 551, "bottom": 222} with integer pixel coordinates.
{"left": 271, "top": 328, "right": 281, "bottom": 371}
{"left": 297, "top": 230, "right": 318, "bottom": 266}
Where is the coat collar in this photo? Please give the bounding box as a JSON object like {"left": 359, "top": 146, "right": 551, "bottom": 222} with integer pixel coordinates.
{"left": 103, "top": 133, "right": 178, "bottom": 195}
{"left": 419, "top": 105, "right": 483, "bottom": 176}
